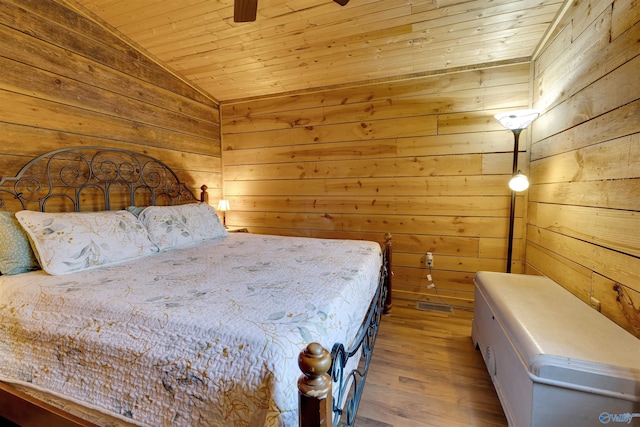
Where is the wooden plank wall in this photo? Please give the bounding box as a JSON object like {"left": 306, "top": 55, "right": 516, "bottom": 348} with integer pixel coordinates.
{"left": 529, "top": 0, "right": 640, "bottom": 336}
{"left": 0, "top": 0, "right": 222, "bottom": 203}
{"left": 221, "top": 63, "right": 532, "bottom": 309}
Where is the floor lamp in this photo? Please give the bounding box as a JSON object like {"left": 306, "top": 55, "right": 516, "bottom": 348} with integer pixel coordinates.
{"left": 494, "top": 109, "right": 539, "bottom": 273}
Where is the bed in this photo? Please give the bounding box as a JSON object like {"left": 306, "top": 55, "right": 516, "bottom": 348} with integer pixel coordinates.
{"left": 0, "top": 147, "right": 392, "bottom": 427}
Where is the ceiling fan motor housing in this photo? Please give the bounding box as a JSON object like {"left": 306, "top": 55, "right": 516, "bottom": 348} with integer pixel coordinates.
{"left": 234, "top": 0, "right": 350, "bottom": 22}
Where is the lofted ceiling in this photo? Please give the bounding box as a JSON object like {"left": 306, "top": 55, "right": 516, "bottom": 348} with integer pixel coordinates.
{"left": 71, "top": 0, "right": 565, "bottom": 102}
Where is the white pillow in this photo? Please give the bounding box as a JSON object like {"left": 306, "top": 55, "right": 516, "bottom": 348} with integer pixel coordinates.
{"left": 138, "top": 203, "right": 228, "bottom": 251}
{"left": 15, "top": 210, "right": 158, "bottom": 275}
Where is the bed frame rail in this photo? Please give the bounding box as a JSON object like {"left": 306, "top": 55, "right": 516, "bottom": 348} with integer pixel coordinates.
{"left": 298, "top": 233, "right": 392, "bottom": 427}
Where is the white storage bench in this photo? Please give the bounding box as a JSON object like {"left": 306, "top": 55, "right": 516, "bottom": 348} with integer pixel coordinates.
{"left": 472, "top": 271, "right": 640, "bottom": 427}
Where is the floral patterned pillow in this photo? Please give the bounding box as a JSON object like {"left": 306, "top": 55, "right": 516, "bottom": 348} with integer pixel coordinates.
{"left": 15, "top": 210, "right": 158, "bottom": 275}
{"left": 0, "top": 212, "right": 40, "bottom": 275}
{"left": 138, "top": 203, "right": 228, "bottom": 251}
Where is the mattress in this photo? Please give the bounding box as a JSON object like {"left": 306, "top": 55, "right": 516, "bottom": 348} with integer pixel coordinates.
{"left": 0, "top": 233, "right": 383, "bottom": 427}
{"left": 474, "top": 271, "right": 640, "bottom": 401}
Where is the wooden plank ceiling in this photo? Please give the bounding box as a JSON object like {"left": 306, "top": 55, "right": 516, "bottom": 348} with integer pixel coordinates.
{"left": 70, "top": 0, "right": 565, "bottom": 102}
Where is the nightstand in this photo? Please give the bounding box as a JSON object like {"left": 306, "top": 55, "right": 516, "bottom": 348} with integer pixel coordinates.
{"left": 226, "top": 227, "right": 249, "bottom": 233}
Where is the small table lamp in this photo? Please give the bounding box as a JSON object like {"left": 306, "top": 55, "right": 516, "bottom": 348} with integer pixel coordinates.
{"left": 217, "top": 199, "right": 230, "bottom": 227}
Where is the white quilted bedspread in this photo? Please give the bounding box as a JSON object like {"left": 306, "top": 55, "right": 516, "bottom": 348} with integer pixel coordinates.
{"left": 0, "top": 233, "right": 382, "bottom": 426}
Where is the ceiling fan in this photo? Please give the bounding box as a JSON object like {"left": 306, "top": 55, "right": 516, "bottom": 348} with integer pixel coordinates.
{"left": 234, "top": 0, "right": 350, "bottom": 22}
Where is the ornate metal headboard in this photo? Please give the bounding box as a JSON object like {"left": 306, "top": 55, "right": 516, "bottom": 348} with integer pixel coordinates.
{"left": 0, "top": 147, "right": 204, "bottom": 212}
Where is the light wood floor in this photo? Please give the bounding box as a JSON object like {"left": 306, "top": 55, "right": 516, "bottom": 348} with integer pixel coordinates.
{"left": 356, "top": 305, "right": 508, "bottom": 427}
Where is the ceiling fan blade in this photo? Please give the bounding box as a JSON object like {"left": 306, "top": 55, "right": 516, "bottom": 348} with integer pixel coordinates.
{"left": 333, "top": 0, "right": 350, "bottom": 5}
{"left": 234, "top": 0, "right": 257, "bottom": 22}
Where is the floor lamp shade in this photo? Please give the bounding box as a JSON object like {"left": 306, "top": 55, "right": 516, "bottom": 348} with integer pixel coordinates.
{"left": 494, "top": 109, "right": 539, "bottom": 130}
{"left": 509, "top": 172, "right": 530, "bottom": 192}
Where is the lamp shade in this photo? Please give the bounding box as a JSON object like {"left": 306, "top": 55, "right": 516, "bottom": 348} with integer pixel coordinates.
{"left": 494, "top": 109, "right": 540, "bottom": 130}
{"left": 509, "top": 172, "right": 529, "bottom": 192}
{"left": 217, "top": 199, "right": 230, "bottom": 212}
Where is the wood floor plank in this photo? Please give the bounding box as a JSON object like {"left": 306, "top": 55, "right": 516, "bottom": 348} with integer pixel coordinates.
{"left": 357, "top": 306, "right": 507, "bottom": 427}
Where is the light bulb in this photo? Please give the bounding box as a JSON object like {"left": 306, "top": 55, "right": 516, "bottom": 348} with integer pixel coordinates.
{"left": 509, "top": 172, "right": 529, "bottom": 192}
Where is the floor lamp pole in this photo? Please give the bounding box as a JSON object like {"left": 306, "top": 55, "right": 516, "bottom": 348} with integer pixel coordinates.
{"left": 506, "top": 128, "right": 522, "bottom": 273}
